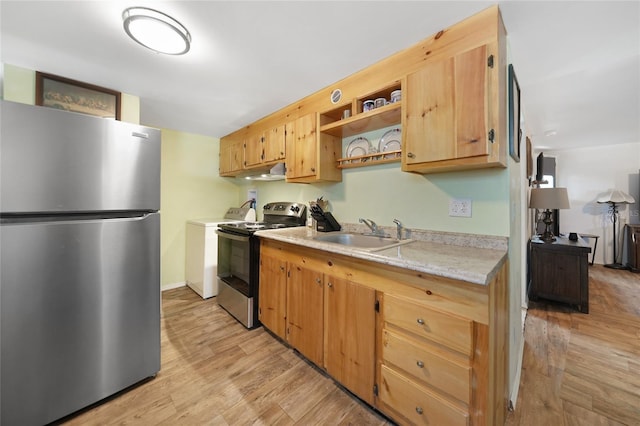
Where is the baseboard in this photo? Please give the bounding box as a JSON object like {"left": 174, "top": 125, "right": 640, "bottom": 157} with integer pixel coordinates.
{"left": 509, "top": 307, "right": 528, "bottom": 410}
{"left": 162, "top": 281, "right": 186, "bottom": 292}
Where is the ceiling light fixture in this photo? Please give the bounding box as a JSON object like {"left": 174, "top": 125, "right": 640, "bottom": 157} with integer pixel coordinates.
{"left": 122, "top": 7, "right": 191, "bottom": 55}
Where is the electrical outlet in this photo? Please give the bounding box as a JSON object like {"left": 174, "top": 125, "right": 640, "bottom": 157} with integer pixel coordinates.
{"left": 449, "top": 198, "right": 472, "bottom": 217}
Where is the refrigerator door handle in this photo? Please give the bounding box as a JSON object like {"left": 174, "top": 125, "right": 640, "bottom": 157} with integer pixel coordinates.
{"left": 131, "top": 131, "right": 149, "bottom": 139}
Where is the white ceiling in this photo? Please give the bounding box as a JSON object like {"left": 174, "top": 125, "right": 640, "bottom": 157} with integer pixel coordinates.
{"left": 1, "top": 1, "right": 638, "bottom": 152}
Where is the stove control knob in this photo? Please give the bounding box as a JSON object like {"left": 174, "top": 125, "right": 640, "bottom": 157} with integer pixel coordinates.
{"left": 290, "top": 205, "right": 300, "bottom": 213}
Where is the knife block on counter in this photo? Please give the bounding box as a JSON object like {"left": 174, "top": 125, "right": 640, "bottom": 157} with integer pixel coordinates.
{"left": 309, "top": 203, "right": 341, "bottom": 232}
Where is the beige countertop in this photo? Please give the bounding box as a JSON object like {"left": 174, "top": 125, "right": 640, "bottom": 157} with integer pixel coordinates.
{"left": 255, "top": 225, "right": 508, "bottom": 286}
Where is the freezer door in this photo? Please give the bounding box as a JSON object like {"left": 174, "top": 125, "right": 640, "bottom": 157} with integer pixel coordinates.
{"left": 0, "top": 213, "right": 161, "bottom": 426}
{"left": 0, "top": 100, "right": 160, "bottom": 214}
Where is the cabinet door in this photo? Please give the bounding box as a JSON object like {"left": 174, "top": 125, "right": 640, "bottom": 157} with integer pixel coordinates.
{"left": 264, "top": 124, "right": 286, "bottom": 163}
{"left": 258, "top": 254, "right": 287, "bottom": 339}
{"left": 244, "top": 131, "right": 264, "bottom": 168}
{"left": 219, "top": 138, "right": 243, "bottom": 175}
{"left": 325, "top": 276, "right": 376, "bottom": 405}
{"left": 286, "top": 263, "right": 323, "bottom": 366}
{"left": 405, "top": 44, "right": 489, "bottom": 164}
{"left": 285, "top": 113, "right": 317, "bottom": 179}
{"left": 531, "top": 247, "right": 581, "bottom": 301}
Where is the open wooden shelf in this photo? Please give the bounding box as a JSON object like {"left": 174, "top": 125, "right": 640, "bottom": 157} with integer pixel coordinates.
{"left": 321, "top": 103, "right": 401, "bottom": 138}
{"left": 337, "top": 150, "right": 402, "bottom": 169}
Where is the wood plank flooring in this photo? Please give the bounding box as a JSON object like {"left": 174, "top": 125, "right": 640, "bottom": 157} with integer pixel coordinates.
{"left": 61, "top": 287, "right": 390, "bottom": 425}
{"left": 59, "top": 265, "right": 639, "bottom": 425}
{"left": 505, "top": 265, "right": 640, "bottom": 426}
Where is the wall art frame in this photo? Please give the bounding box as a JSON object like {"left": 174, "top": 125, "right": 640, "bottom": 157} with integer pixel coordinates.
{"left": 36, "top": 71, "right": 121, "bottom": 120}
{"left": 508, "top": 64, "right": 521, "bottom": 162}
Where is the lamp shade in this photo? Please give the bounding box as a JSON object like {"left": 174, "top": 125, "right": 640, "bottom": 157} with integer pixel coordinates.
{"left": 596, "top": 189, "right": 635, "bottom": 204}
{"left": 529, "top": 187, "right": 570, "bottom": 210}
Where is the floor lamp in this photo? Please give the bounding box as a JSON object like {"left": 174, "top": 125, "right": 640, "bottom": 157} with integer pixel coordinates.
{"left": 597, "top": 189, "right": 636, "bottom": 269}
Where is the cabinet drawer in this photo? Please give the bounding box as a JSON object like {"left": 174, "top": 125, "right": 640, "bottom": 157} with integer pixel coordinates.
{"left": 382, "top": 329, "right": 471, "bottom": 404}
{"left": 380, "top": 365, "right": 468, "bottom": 426}
{"left": 383, "top": 294, "right": 473, "bottom": 356}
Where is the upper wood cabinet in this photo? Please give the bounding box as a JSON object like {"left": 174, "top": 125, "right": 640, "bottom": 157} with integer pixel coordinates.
{"left": 285, "top": 113, "right": 342, "bottom": 183}
{"left": 244, "top": 124, "right": 286, "bottom": 169}
{"left": 243, "top": 131, "right": 265, "bottom": 168}
{"left": 264, "top": 124, "right": 287, "bottom": 163}
{"left": 219, "top": 137, "right": 243, "bottom": 176}
{"left": 219, "top": 6, "right": 507, "bottom": 179}
{"left": 404, "top": 45, "right": 489, "bottom": 168}
{"left": 403, "top": 43, "right": 505, "bottom": 173}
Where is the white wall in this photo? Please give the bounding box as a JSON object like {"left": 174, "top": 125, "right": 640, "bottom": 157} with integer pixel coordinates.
{"left": 542, "top": 142, "right": 640, "bottom": 264}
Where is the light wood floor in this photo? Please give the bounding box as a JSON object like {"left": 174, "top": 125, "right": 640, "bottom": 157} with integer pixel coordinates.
{"left": 505, "top": 265, "right": 640, "bottom": 426}
{"left": 61, "top": 265, "right": 639, "bottom": 425}
{"left": 62, "top": 286, "right": 391, "bottom": 425}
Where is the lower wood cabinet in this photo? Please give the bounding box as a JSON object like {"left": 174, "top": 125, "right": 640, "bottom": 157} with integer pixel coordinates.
{"left": 379, "top": 365, "right": 469, "bottom": 426}
{"left": 258, "top": 238, "right": 508, "bottom": 425}
{"left": 286, "top": 262, "right": 324, "bottom": 366}
{"left": 378, "top": 293, "right": 474, "bottom": 424}
{"left": 381, "top": 329, "right": 471, "bottom": 405}
{"left": 324, "top": 275, "right": 376, "bottom": 405}
{"left": 258, "top": 253, "right": 287, "bottom": 339}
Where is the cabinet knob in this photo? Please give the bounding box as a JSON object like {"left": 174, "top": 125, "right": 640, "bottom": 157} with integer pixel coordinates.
{"left": 407, "top": 152, "right": 415, "bottom": 158}
{"left": 416, "top": 360, "right": 424, "bottom": 368}
{"left": 416, "top": 318, "right": 425, "bottom": 325}
{"left": 311, "top": 167, "right": 316, "bottom": 172}
{"left": 416, "top": 407, "right": 424, "bottom": 415}
{"left": 327, "top": 282, "right": 333, "bottom": 288}
{"left": 316, "top": 277, "right": 321, "bottom": 284}
{"left": 280, "top": 266, "right": 285, "bottom": 272}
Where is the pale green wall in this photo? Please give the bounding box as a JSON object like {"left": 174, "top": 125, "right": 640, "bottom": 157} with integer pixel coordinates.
{"left": 241, "top": 166, "right": 509, "bottom": 236}
{"left": 238, "top": 125, "right": 511, "bottom": 236}
{"left": 3, "top": 63, "right": 35, "bottom": 104}
{"left": 160, "top": 129, "right": 239, "bottom": 287}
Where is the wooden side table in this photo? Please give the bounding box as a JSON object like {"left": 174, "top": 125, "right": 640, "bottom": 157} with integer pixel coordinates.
{"left": 579, "top": 233, "right": 599, "bottom": 265}
{"left": 529, "top": 236, "right": 592, "bottom": 313}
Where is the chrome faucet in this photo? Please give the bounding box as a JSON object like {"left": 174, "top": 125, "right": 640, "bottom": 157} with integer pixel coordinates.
{"left": 393, "top": 218, "right": 404, "bottom": 240}
{"left": 359, "top": 218, "right": 381, "bottom": 235}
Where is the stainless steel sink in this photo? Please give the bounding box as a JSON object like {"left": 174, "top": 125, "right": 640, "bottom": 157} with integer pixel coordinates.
{"left": 313, "top": 232, "right": 411, "bottom": 251}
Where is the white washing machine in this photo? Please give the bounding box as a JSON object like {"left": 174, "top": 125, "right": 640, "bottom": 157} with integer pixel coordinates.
{"left": 186, "top": 207, "right": 255, "bottom": 299}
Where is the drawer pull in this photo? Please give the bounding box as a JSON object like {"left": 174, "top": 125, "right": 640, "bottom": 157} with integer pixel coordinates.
{"left": 416, "top": 318, "right": 425, "bottom": 325}
{"left": 416, "top": 407, "right": 424, "bottom": 415}
{"left": 416, "top": 360, "right": 424, "bottom": 368}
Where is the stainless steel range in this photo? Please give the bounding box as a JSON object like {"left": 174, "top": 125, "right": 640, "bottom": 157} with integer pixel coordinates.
{"left": 216, "top": 202, "right": 307, "bottom": 328}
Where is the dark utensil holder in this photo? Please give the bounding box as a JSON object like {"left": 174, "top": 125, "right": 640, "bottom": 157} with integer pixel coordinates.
{"left": 309, "top": 203, "right": 341, "bottom": 232}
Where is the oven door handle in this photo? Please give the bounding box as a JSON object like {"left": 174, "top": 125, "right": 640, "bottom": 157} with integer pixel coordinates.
{"left": 216, "top": 230, "right": 251, "bottom": 242}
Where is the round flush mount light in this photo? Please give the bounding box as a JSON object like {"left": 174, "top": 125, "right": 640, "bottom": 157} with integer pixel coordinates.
{"left": 122, "top": 7, "right": 191, "bottom": 55}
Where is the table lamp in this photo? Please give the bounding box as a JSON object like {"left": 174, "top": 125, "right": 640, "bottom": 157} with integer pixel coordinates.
{"left": 530, "top": 187, "right": 570, "bottom": 242}
{"left": 597, "top": 189, "right": 636, "bottom": 269}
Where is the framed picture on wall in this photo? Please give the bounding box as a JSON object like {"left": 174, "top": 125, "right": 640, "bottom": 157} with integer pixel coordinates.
{"left": 526, "top": 136, "right": 533, "bottom": 183}
{"left": 508, "top": 64, "right": 521, "bottom": 162}
{"left": 36, "top": 72, "right": 121, "bottom": 120}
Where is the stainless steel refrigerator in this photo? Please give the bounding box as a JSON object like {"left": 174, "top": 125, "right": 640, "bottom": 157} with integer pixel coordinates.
{"left": 0, "top": 100, "right": 161, "bottom": 425}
